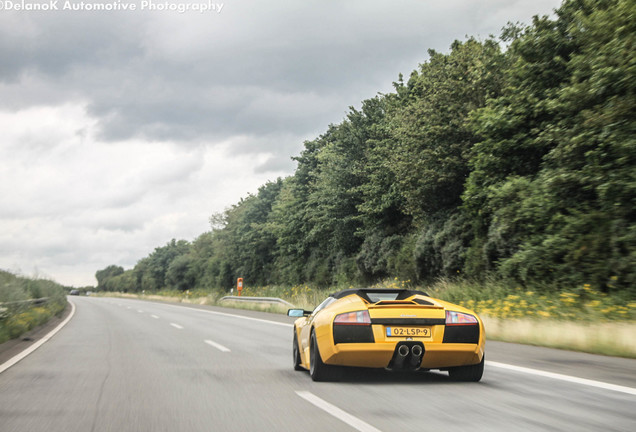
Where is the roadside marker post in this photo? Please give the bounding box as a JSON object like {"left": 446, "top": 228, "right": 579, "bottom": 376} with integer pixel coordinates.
{"left": 237, "top": 278, "right": 243, "bottom": 296}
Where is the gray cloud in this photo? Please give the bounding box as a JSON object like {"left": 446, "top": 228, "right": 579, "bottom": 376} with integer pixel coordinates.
{"left": 1, "top": 1, "right": 560, "bottom": 145}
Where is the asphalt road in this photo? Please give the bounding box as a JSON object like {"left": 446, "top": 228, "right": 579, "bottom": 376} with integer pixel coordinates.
{"left": 0, "top": 296, "right": 634, "bottom": 432}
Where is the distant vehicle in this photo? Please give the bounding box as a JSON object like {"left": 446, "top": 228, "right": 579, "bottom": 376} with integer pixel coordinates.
{"left": 288, "top": 288, "right": 485, "bottom": 382}
{"left": 69, "top": 289, "right": 80, "bottom": 296}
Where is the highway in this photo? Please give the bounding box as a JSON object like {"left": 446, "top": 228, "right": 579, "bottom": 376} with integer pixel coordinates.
{"left": 1, "top": 296, "right": 635, "bottom": 432}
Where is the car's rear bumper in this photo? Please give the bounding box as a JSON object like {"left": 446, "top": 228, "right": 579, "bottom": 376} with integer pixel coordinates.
{"left": 324, "top": 341, "right": 484, "bottom": 369}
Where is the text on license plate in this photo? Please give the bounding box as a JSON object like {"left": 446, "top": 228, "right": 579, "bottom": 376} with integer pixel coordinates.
{"left": 386, "top": 327, "right": 431, "bottom": 337}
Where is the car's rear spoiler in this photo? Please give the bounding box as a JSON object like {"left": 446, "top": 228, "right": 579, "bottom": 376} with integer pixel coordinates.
{"left": 367, "top": 300, "right": 444, "bottom": 309}
{"left": 331, "top": 288, "right": 430, "bottom": 302}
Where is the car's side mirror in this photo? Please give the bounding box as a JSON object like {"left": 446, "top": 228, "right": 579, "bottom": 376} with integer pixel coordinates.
{"left": 287, "top": 309, "right": 311, "bottom": 317}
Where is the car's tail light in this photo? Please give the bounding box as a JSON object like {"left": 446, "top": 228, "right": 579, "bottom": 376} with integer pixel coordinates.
{"left": 334, "top": 310, "right": 371, "bottom": 325}
{"left": 445, "top": 310, "right": 478, "bottom": 325}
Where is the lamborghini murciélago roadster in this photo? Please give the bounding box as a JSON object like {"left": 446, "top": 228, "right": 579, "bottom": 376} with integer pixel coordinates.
{"left": 288, "top": 288, "right": 485, "bottom": 382}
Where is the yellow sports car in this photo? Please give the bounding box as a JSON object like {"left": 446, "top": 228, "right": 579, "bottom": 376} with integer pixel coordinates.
{"left": 288, "top": 288, "right": 485, "bottom": 382}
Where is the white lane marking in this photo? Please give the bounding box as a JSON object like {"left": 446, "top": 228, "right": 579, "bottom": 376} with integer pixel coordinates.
{"left": 487, "top": 361, "right": 636, "bottom": 396}
{"left": 0, "top": 300, "right": 77, "bottom": 374}
{"left": 296, "top": 391, "right": 382, "bottom": 432}
{"left": 177, "top": 305, "right": 292, "bottom": 328}
{"left": 115, "top": 299, "right": 293, "bottom": 328}
{"left": 137, "top": 310, "right": 144, "bottom": 313}
{"left": 204, "top": 339, "right": 231, "bottom": 353}
{"left": 150, "top": 314, "right": 160, "bottom": 319}
{"left": 170, "top": 323, "right": 184, "bottom": 329}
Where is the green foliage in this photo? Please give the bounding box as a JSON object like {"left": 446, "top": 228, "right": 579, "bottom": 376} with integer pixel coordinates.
{"left": 414, "top": 212, "right": 473, "bottom": 280}
{"left": 95, "top": 265, "right": 124, "bottom": 291}
{"left": 96, "top": 239, "right": 191, "bottom": 292}
{"left": 464, "top": 0, "right": 635, "bottom": 293}
{"left": 356, "top": 233, "right": 401, "bottom": 281}
{"left": 390, "top": 38, "right": 506, "bottom": 222}
{"left": 96, "top": 0, "right": 635, "bottom": 298}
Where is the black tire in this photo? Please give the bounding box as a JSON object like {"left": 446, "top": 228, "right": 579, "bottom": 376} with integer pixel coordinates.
{"left": 309, "top": 330, "right": 340, "bottom": 382}
{"left": 293, "top": 329, "right": 304, "bottom": 371}
{"left": 448, "top": 355, "right": 485, "bottom": 382}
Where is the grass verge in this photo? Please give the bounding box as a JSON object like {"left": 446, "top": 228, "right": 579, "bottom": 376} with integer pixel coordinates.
{"left": 482, "top": 316, "right": 636, "bottom": 358}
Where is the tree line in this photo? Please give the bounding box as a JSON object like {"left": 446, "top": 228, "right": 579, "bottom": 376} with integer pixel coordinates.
{"left": 96, "top": 0, "right": 635, "bottom": 296}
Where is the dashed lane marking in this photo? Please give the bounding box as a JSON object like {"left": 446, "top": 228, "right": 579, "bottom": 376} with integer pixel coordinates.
{"left": 296, "top": 391, "right": 382, "bottom": 432}
{"left": 204, "top": 339, "right": 231, "bottom": 353}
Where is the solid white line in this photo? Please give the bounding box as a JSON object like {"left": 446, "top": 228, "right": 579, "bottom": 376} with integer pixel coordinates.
{"left": 170, "top": 323, "right": 184, "bottom": 329}
{"left": 204, "top": 339, "right": 231, "bottom": 353}
{"left": 177, "top": 305, "right": 293, "bottom": 328}
{"left": 150, "top": 314, "right": 159, "bottom": 319}
{"left": 296, "top": 391, "right": 382, "bottom": 432}
{"left": 0, "top": 300, "right": 76, "bottom": 374}
{"left": 487, "top": 361, "right": 636, "bottom": 396}
{"left": 114, "top": 298, "right": 293, "bottom": 328}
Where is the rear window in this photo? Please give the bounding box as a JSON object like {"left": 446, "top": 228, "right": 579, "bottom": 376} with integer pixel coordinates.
{"left": 365, "top": 292, "right": 401, "bottom": 303}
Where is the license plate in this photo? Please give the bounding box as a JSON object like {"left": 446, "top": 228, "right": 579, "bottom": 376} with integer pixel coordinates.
{"left": 386, "top": 327, "right": 431, "bottom": 338}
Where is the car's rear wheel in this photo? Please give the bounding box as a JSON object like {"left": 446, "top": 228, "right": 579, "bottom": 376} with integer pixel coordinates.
{"left": 309, "top": 330, "right": 340, "bottom": 382}
{"left": 293, "top": 329, "right": 303, "bottom": 371}
{"left": 448, "top": 355, "right": 484, "bottom": 382}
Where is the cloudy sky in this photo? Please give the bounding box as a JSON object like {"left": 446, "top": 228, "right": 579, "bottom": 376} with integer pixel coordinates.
{"left": 0, "top": 0, "right": 563, "bottom": 287}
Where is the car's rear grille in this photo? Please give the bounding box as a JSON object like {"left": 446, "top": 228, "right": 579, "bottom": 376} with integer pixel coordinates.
{"left": 333, "top": 325, "right": 375, "bottom": 344}
{"left": 371, "top": 318, "right": 446, "bottom": 326}
{"left": 442, "top": 325, "right": 480, "bottom": 343}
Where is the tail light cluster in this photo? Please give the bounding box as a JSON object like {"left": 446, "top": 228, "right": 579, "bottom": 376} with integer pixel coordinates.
{"left": 445, "top": 310, "right": 478, "bottom": 325}
{"left": 333, "top": 310, "right": 374, "bottom": 343}
{"left": 334, "top": 310, "right": 371, "bottom": 325}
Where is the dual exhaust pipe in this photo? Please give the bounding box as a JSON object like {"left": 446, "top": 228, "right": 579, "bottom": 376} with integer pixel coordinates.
{"left": 391, "top": 343, "right": 424, "bottom": 370}
{"left": 398, "top": 344, "right": 423, "bottom": 358}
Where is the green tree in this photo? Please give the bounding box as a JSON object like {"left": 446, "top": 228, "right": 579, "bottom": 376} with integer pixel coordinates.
{"left": 132, "top": 239, "right": 190, "bottom": 291}
{"left": 109, "top": 270, "right": 137, "bottom": 293}
{"left": 205, "top": 180, "right": 283, "bottom": 287}
{"left": 95, "top": 265, "right": 124, "bottom": 291}
{"left": 166, "top": 255, "right": 196, "bottom": 291}
{"left": 390, "top": 38, "right": 505, "bottom": 223}
{"left": 465, "top": 0, "right": 636, "bottom": 292}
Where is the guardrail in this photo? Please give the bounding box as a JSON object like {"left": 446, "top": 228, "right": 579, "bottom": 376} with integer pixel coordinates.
{"left": 0, "top": 297, "right": 51, "bottom": 320}
{"left": 0, "top": 297, "right": 50, "bottom": 307}
{"left": 219, "top": 296, "right": 295, "bottom": 308}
